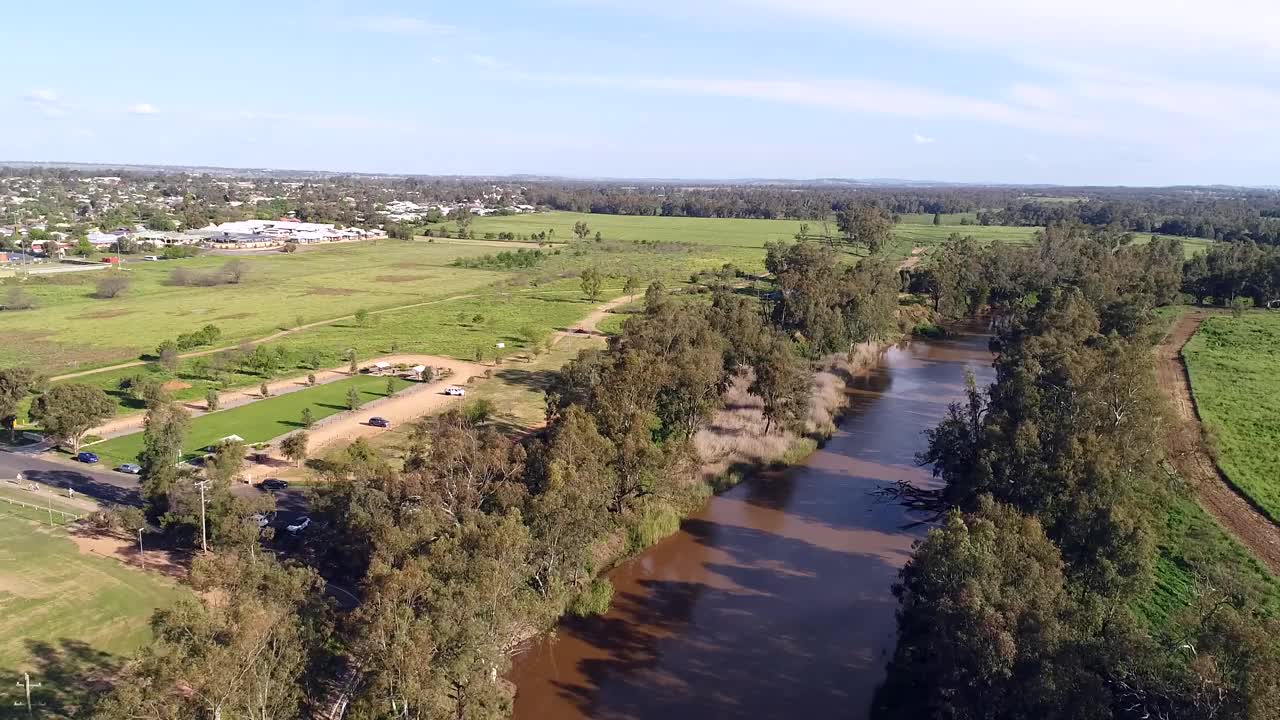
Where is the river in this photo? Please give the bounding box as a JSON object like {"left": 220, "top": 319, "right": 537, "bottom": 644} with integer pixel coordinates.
{"left": 509, "top": 329, "right": 994, "bottom": 720}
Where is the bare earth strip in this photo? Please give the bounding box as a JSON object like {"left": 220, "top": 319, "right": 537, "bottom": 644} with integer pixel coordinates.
{"left": 1158, "top": 309, "right": 1280, "bottom": 574}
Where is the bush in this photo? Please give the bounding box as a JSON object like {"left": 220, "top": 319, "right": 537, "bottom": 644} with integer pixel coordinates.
{"left": 626, "top": 502, "right": 681, "bottom": 553}
{"left": 94, "top": 274, "right": 131, "bottom": 299}
{"left": 910, "top": 322, "right": 946, "bottom": 339}
{"left": 2, "top": 287, "right": 34, "bottom": 311}
{"left": 568, "top": 578, "right": 614, "bottom": 617}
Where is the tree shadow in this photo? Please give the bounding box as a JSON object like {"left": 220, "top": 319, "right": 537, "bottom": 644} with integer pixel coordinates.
{"left": 19, "top": 468, "right": 142, "bottom": 507}
{"left": 493, "top": 368, "right": 559, "bottom": 394}
{"left": 2, "top": 638, "right": 123, "bottom": 719}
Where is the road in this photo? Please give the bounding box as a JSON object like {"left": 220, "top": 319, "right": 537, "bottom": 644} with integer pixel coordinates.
{"left": 0, "top": 449, "right": 308, "bottom": 523}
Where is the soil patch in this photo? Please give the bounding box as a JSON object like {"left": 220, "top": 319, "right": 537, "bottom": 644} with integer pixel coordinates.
{"left": 215, "top": 312, "right": 254, "bottom": 320}
{"left": 1158, "top": 310, "right": 1280, "bottom": 574}
{"left": 68, "top": 526, "right": 190, "bottom": 580}
{"left": 306, "top": 287, "right": 357, "bottom": 296}
{"left": 161, "top": 380, "right": 192, "bottom": 392}
{"left": 375, "top": 274, "right": 431, "bottom": 283}
{"left": 77, "top": 308, "right": 136, "bottom": 320}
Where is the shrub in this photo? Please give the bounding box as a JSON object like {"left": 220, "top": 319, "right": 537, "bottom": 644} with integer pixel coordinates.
{"left": 626, "top": 502, "right": 681, "bottom": 553}
{"left": 568, "top": 578, "right": 614, "bottom": 617}
{"left": 94, "top": 274, "right": 131, "bottom": 299}
{"left": 2, "top": 287, "right": 34, "bottom": 310}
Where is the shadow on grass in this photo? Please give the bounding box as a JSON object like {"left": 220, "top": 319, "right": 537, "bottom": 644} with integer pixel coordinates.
{"left": 3, "top": 639, "right": 123, "bottom": 718}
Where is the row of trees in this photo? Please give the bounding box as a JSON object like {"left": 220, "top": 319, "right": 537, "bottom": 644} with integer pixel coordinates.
{"left": 875, "top": 230, "right": 1280, "bottom": 718}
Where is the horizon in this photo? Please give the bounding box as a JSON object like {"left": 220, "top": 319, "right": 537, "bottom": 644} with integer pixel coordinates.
{"left": 5, "top": 1, "right": 1279, "bottom": 186}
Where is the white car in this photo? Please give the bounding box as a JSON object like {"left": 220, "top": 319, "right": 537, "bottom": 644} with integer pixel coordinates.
{"left": 286, "top": 517, "right": 311, "bottom": 534}
{"left": 444, "top": 386, "right": 466, "bottom": 397}
{"left": 142, "top": 255, "right": 161, "bottom": 261}
{"left": 251, "top": 512, "right": 276, "bottom": 528}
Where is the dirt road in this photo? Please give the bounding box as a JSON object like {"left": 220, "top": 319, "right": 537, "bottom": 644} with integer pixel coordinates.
{"left": 898, "top": 246, "right": 926, "bottom": 270}
{"left": 1158, "top": 309, "right": 1280, "bottom": 574}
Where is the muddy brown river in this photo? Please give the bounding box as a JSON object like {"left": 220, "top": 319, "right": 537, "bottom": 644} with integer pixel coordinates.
{"left": 509, "top": 330, "right": 994, "bottom": 720}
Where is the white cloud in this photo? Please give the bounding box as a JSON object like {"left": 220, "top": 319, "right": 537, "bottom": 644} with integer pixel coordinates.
{"left": 128, "top": 102, "right": 159, "bottom": 115}
{"left": 355, "top": 15, "right": 454, "bottom": 35}
{"left": 466, "top": 54, "right": 505, "bottom": 69}
{"left": 22, "top": 89, "right": 66, "bottom": 116}
{"left": 912, "top": 133, "right": 935, "bottom": 145}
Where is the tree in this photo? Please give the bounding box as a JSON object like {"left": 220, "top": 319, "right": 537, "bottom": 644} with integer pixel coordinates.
{"left": 260, "top": 381, "right": 270, "bottom": 398}
{"left": 750, "top": 334, "right": 812, "bottom": 434}
{"left": 220, "top": 259, "right": 248, "bottom": 284}
{"left": 73, "top": 237, "right": 94, "bottom": 257}
{"left": 836, "top": 205, "right": 893, "bottom": 254}
{"left": 347, "top": 386, "right": 363, "bottom": 410}
{"left": 354, "top": 308, "right": 370, "bottom": 326}
{"left": 205, "top": 440, "right": 246, "bottom": 486}
{"left": 594, "top": 230, "right": 602, "bottom": 242}
{"left": 932, "top": 212, "right": 942, "bottom": 226}
{"left": 874, "top": 497, "right": 1107, "bottom": 719}
{"left": 572, "top": 220, "right": 591, "bottom": 239}
{"left": 205, "top": 388, "right": 219, "bottom": 411}
{"left": 624, "top": 275, "right": 639, "bottom": 299}
{"left": 156, "top": 340, "right": 179, "bottom": 371}
{"left": 307, "top": 372, "right": 317, "bottom": 386}
{"left": 301, "top": 407, "right": 314, "bottom": 427}
{"left": 580, "top": 267, "right": 603, "bottom": 301}
{"left": 0, "top": 367, "right": 36, "bottom": 442}
{"left": 385, "top": 377, "right": 396, "bottom": 395}
{"left": 139, "top": 401, "right": 190, "bottom": 514}
{"left": 94, "top": 274, "right": 131, "bottom": 299}
{"left": 281, "top": 431, "right": 309, "bottom": 467}
{"left": 347, "top": 349, "right": 358, "bottom": 374}
{"left": 28, "top": 383, "right": 113, "bottom": 452}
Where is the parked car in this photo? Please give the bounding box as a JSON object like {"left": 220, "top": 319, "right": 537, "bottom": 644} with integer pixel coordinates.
{"left": 444, "top": 386, "right": 466, "bottom": 397}
{"left": 368, "top": 416, "right": 391, "bottom": 428}
{"left": 287, "top": 517, "right": 311, "bottom": 534}
{"left": 115, "top": 463, "right": 142, "bottom": 474}
{"left": 75, "top": 451, "right": 99, "bottom": 464}
{"left": 260, "top": 478, "right": 289, "bottom": 491}
{"left": 251, "top": 511, "right": 276, "bottom": 528}
{"left": 142, "top": 255, "right": 160, "bottom": 261}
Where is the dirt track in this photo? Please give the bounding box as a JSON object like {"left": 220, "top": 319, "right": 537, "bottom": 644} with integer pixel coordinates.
{"left": 1158, "top": 310, "right": 1280, "bottom": 574}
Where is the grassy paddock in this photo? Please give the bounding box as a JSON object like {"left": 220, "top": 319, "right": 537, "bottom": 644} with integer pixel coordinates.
{"left": 88, "top": 374, "right": 412, "bottom": 468}
{"left": 1183, "top": 312, "right": 1280, "bottom": 522}
{"left": 0, "top": 514, "right": 187, "bottom": 675}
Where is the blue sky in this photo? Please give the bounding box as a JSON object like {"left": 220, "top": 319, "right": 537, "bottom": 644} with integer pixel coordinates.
{"left": 5, "top": 0, "right": 1279, "bottom": 185}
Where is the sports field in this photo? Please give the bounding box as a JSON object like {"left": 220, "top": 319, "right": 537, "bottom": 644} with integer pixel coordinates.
{"left": 0, "top": 513, "right": 187, "bottom": 675}
{"left": 1183, "top": 312, "right": 1280, "bottom": 522}
{"left": 87, "top": 374, "right": 413, "bottom": 468}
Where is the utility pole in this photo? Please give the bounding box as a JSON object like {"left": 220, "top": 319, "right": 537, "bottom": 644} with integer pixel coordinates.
{"left": 137, "top": 527, "right": 145, "bottom": 570}
{"left": 16, "top": 672, "right": 40, "bottom": 718}
{"left": 194, "top": 480, "right": 210, "bottom": 553}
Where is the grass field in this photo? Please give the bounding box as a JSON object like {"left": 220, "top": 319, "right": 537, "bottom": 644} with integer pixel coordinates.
{"left": 0, "top": 515, "right": 187, "bottom": 676}
{"left": 87, "top": 374, "right": 413, "bottom": 468}
{"left": 464, "top": 210, "right": 1041, "bottom": 261}
{"left": 0, "top": 241, "right": 506, "bottom": 371}
{"left": 1183, "top": 312, "right": 1280, "bottom": 523}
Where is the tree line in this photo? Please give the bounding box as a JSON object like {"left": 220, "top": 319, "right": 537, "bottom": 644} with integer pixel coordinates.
{"left": 877, "top": 226, "right": 1280, "bottom": 719}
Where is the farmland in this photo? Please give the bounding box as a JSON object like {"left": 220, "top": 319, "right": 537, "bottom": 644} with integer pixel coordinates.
{"left": 87, "top": 374, "right": 413, "bottom": 468}
{"left": 0, "top": 514, "right": 187, "bottom": 678}
{"left": 1183, "top": 312, "right": 1280, "bottom": 523}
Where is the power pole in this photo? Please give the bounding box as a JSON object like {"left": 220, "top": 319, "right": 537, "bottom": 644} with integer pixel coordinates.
{"left": 137, "top": 526, "right": 145, "bottom": 570}
{"left": 16, "top": 672, "right": 41, "bottom": 718}
{"left": 194, "top": 479, "right": 210, "bottom": 553}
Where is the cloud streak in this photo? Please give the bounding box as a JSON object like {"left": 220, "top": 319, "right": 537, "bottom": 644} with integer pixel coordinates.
{"left": 354, "top": 15, "right": 454, "bottom": 35}
{"left": 913, "top": 133, "right": 935, "bottom": 145}
{"left": 128, "top": 102, "right": 159, "bottom": 115}
{"left": 22, "top": 89, "right": 66, "bottom": 117}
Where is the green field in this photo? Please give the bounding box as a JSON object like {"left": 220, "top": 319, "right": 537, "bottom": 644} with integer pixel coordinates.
{"left": 87, "top": 374, "right": 413, "bottom": 468}
{"left": 465, "top": 210, "right": 1041, "bottom": 261}
{"left": 1183, "top": 312, "right": 1280, "bottom": 522}
{"left": 0, "top": 514, "right": 187, "bottom": 678}
{"left": 0, "top": 241, "right": 506, "bottom": 371}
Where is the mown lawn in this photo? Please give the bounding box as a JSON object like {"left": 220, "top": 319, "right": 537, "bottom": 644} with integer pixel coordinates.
{"left": 1183, "top": 312, "right": 1280, "bottom": 523}
{"left": 87, "top": 374, "right": 412, "bottom": 468}
{"left": 0, "top": 241, "right": 506, "bottom": 371}
{"left": 0, "top": 514, "right": 188, "bottom": 675}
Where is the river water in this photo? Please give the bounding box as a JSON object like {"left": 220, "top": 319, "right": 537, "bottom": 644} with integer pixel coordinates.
{"left": 509, "top": 329, "right": 994, "bottom": 720}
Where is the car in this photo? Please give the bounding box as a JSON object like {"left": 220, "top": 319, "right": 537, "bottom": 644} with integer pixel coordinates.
{"left": 142, "top": 255, "right": 161, "bottom": 261}
{"left": 75, "top": 451, "right": 99, "bottom": 464}
{"left": 251, "top": 511, "right": 276, "bottom": 528}
{"left": 368, "top": 416, "right": 391, "bottom": 428}
{"left": 260, "top": 478, "right": 289, "bottom": 491}
{"left": 115, "top": 463, "right": 142, "bottom": 474}
{"left": 286, "top": 517, "right": 311, "bottom": 534}
{"left": 444, "top": 386, "right": 466, "bottom": 397}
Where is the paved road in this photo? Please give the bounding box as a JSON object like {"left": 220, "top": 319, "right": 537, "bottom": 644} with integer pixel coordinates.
{"left": 0, "top": 450, "right": 308, "bottom": 520}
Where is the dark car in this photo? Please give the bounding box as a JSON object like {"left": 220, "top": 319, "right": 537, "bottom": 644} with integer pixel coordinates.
{"left": 368, "top": 416, "right": 391, "bottom": 428}
{"left": 115, "top": 463, "right": 142, "bottom": 474}
{"left": 260, "top": 478, "right": 289, "bottom": 491}
{"left": 75, "top": 451, "right": 99, "bottom": 464}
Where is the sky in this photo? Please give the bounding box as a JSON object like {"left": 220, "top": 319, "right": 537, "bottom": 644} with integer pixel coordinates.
{"left": 4, "top": 0, "right": 1279, "bottom": 185}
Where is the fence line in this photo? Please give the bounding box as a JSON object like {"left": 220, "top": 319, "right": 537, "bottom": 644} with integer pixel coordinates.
{"left": 0, "top": 494, "right": 82, "bottom": 526}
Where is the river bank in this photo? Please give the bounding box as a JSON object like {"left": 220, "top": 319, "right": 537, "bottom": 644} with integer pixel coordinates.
{"left": 509, "top": 326, "right": 994, "bottom": 719}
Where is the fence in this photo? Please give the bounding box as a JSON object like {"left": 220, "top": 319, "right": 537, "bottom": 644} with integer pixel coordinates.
{"left": 0, "top": 490, "right": 82, "bottom": 527}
